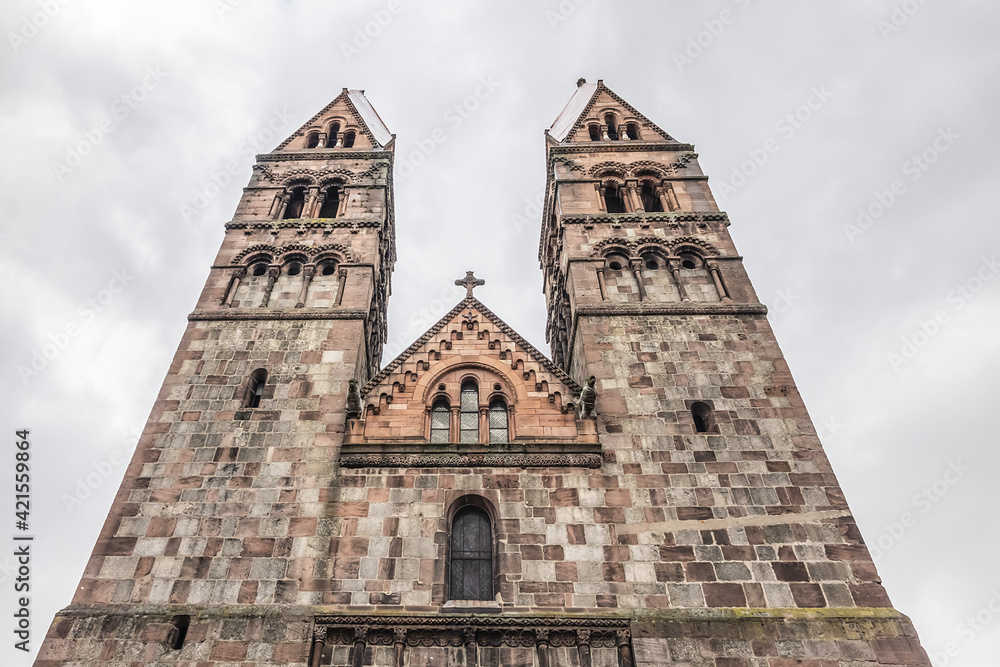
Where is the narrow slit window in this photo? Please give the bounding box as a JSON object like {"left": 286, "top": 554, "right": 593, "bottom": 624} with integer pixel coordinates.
{"left": 246, "top": 369, "right": 267, "bottom": 408}
{"left": 459, "top": 381, "right": 479, "bottom": 443}
{"left": 691, "top": 401, "right": 712, "bottom": 433}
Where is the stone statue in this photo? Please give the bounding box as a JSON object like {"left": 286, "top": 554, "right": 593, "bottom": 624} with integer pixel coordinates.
{"left": 346, "top": 378, "right": 362, "bottom": 419}
{"left": 579, "top": 375, "right": 597, "bottom": 419}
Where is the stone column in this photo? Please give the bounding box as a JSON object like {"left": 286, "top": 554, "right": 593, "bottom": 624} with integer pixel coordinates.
{"left": 269, "top": 192, "right": 285, "bottom": 219}
{"left": 304, "top": 187, "right": 319, "bottom": 218}
{"left": 334, "top": 132, "right": 344, "bottom": 148}
{"left": 295, "top": 265, "right": 315, "bottom": 308}
{"left": 596, "top": 266, "right": 608, "bottom": 301}
{"left": 622, "top": 184, "right": 636, "bottom": 213}
{"left": 335, "top": 267, "right": 348, "bottom": 306}
{"left": 630, "top": 259, "right": 646, "bottom": 301}
{"left": 595, "top": 183, "right": 607, "bottom": 213}
{"left": 350, "top": 627, "right": 368, "bottom": 667}
{"left": 600, "top": 124, "right": 610, "bottom": 140}
{"left": 337, "top": 187, "right": 349, "bottom": 216}
{"left": 450, "top": 407, "right": 460, "bottom": 443}
{"left": 707, "top": 260, "right": 731, "bottom": 302}
{"left": 668, "top": 258, "right": 690, "bottom": 302}
{"left": 222, "top": 267, "right": 245, "bottom": 307}
{"left": 535, "top": 629, "right": 550, "bottom": 667}
{"left": 309, "top": 627, "right": 327, "bottom": 667}
{"left": 616, "top": 630, "right": 634, "bottom": 667}
{"left": 655, "top": 186, "right": 672, "bottom": 213}
{"left": 479, "top": 407, "right": 489, "bottom": 444}
{"left": 576, "top": 630, "right": 592, "bottom": 667}
{"left": 273, "top": 192, "right": 289, "bottom": 220}
{"left": 259, "top": 266, "right": 279, "bottom": 308}
{"left": 317, "top": 132, "right": 328, "bottom": 148}
{"left": 393, "top": 628, "right": 407, "bottom": 667}
{"left": 666, "top": 185, "right": 680, "bottom": 211}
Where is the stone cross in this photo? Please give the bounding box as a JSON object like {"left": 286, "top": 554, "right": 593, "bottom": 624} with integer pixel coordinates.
{"left": 455, "top": 271, "right": 485, "bottom": 297}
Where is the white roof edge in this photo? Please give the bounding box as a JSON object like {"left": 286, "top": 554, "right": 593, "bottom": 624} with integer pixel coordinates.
{"left": 548, "top": 82, "right": 598, "bottom": 141}
{"left": 347, "top": 90, "right": 393, "bottom": 146}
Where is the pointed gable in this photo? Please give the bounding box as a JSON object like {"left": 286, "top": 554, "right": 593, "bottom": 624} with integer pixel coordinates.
{"left": 342, "top": 296, "right": 599, "bottom": 466}
{"left": 275, "top": 88, "right": 393, "bottom": 151}
{"left": 548, "top": 79, "right": 675, "bottom": 144}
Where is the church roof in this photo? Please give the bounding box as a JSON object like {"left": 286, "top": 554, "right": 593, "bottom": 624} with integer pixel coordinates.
{"left": 547, "top": 79, "right": 675, "bottom": 143}
{"left": 362, "top": 295, "right": 581, "bottom": 396}
{"left": 275, "top": 88, "right": 393, "bottom": 150}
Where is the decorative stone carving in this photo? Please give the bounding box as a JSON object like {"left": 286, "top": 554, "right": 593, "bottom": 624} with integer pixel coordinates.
{"left": 579, "top": 375, "right": 597, "bottom": 419}
{"left": 346, "top": 379, "right": 362, "bottom": 420}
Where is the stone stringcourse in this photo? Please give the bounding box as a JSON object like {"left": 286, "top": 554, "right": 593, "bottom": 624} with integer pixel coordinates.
{"left": 225, "top": 218, "right": 383, "bottom": 231}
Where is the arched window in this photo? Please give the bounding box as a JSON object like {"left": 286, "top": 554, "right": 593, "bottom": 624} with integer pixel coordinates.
{"left": 459, "top": 380, "right": 479, "bottom": 443}
{"left": 450, "top": 506, "right": 493, "bottom": 601}
{"left": 245, "top": 369, "right": 267, "bottom": 408}
{"left": 318, "top": 184, "right": 341, "bottom": 218}
{"left": 305, "top": 132, "right": 320, "bottom": 149}
{"left": 319, "top": 259, "right": 337, "bottom": 276}
{"left": 343, "top": 131, "right": 356, "bottom": 148}
{"left": 282, "top": 187, "right": 306, "bottom": 219}
{"left": 251, "top": 262, "right": 268, "bottom": 277}
{"left": 489, "top": 398, "right": 508, "bottom": 444}
{"left": 588, "top": 124, "right": 601, "bottom": 141}
{"left": 640, "top": 184, "right": 663, "bottom": 212}
{"left": 328, "top": 121, "right": 341, "bottom": 144}
{"left": 605, "top": 114, "right": 619, "bottom": 141}
{"left": 691, "top": 401, "right": 713, "bottom": 433}
{"left": 604, "top": 185, "right": 625, "bottom": 213}
{"left": 626, "top": 122, "right": 640, "bottom": 140}
{"left": 430, "top": 399, "right": 450, "bottom": 443}
{"left": 285, "top": 261, "right": 302, "bottom": 276}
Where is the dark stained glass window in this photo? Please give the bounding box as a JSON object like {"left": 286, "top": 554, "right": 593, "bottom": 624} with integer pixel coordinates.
{"left": 450, "top": 507, "right": 493, "bottom": 601}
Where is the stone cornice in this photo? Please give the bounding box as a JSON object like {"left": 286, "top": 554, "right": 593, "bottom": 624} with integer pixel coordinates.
{"left": 341, "top": 453, "right": 603, "bottom": 469}
{"left": 188, "top": 309, "right": 369, "bottom": 322}
{"left": 559, "top": 211, "right": 730, "bottom": 226}
{"left": 548, "top": 142, "right": 695, "bottom": 155}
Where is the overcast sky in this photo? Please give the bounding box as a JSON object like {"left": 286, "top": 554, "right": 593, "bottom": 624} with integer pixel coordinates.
{"left": 1, "top": 2, "right": 998, "bottom": 665}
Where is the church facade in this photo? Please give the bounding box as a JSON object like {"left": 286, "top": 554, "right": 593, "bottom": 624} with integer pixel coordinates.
{"left": 35, "top": 82, "right": 930, "bottom": 666}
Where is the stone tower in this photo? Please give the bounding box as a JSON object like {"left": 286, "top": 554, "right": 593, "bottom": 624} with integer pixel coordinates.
{"left": 34, "top": 83, "right": 931, "bottom": 667}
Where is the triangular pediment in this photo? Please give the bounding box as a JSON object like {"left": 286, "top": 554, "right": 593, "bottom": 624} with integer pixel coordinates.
{"left": 548, "top": 79, "right": 675, "bottom": 144}
{"left": 350, "top": 296, "right": 594, "bottom": 449}
{"left": 275, "top": 89, "right": 393, "bottom": 151}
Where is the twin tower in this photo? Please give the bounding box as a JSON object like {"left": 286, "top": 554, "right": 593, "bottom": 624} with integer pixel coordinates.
{"left": 35, "top": 82, "right": 930, "bottom": 666}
